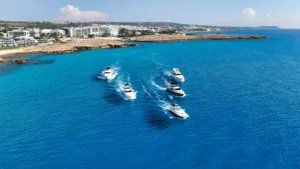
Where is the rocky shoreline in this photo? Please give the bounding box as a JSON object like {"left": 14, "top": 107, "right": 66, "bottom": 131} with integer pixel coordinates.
{"left": 0, "top": 34, "right": 267, "bottom": 63}
{"left": 0, "top": 39, "right": 138, "bottom": 60}
{"left": 129, "top": 34, "right": 267, "bottom": 42}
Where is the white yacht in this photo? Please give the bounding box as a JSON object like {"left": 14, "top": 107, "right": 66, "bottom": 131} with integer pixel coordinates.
{"left": 97, "top": 66, "right": 117, "bottom": 80}
{"left": 172, "top": 68, "right": 185, "bottom": 82}
{"left": 166, "top": 82, "right": 186, "bottom": 96}
{"left": 123, "top": 83, "right": 136, "bottom": 99}
{"left": 169, "top": 104, "right": 189, "bottom": 119}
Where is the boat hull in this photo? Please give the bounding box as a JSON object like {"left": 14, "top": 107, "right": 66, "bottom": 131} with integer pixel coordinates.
{"left": 172, "top": 75, "right": 185, "bottom": 82}
{"left": 168, "top": 110, "right": 188, "bottom": 119}
{"left": 97, "top": 72, "right": 116, "bottom": 80}
{"left": 123, "top": 92, "right": 136, "bottom": 100}
{"left": 166, "top": 89, "right": 185, "bottom": 96}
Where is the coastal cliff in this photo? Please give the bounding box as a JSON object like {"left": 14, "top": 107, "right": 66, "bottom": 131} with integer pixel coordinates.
{"left": 129, "top": 34, "right": 267, "bottom": 42}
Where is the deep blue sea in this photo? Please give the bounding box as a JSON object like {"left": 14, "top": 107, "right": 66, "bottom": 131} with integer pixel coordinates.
{"left": 1, "top": 29, "right": 300, "bottom": 169}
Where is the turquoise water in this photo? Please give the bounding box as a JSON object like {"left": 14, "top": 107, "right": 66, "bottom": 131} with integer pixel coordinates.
{"left": 1, "top": 30, "right": 300, "bottom": 169}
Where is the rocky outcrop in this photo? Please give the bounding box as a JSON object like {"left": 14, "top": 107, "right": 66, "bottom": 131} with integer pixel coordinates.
{"left": 74, "top": 46, "right": 96, "bottom": 50}
{"left": 11, "top": 57, "right": 27, "bottom": 64}
{"left": 108, "top": 43, "right": 138, "bottom": 48}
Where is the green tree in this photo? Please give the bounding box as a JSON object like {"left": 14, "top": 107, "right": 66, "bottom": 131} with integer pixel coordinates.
{"left": 0, "top": 29, "right": 7, "bottom": 33}
{"left": 88, "top": 34, "right": 95, "bottom": 38}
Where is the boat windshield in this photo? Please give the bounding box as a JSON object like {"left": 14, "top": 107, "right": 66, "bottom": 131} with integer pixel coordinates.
{"left": 172, "top": 104, "right": 180, "bottom": 109}
{"left": 173, "top": 69, "right": 182, "bottom": 75}
{"left": 125, "top": 90, "right": 132, "bottom": 93}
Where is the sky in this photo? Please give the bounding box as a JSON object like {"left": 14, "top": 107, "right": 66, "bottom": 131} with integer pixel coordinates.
{"left": 0, "top": 0, "right": 300, "bottom": 28}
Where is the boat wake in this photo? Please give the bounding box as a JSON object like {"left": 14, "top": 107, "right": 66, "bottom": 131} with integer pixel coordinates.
{"left": 115, "top": 76, "right": 137, "bottom": 100}
{"left": 144, "top": 77, "right": 179, "bottom": 119}
{"left": 142, "top": 85, "right": 153, "bottom": 98}
{"left": 96, "top": 64, "right": 120, "bottom": 81}
{"left": 163, "top": 70, "right": 172, "bottom": 77}
{"left": 163, "top": 67, "right": 185, "bottom": 83}
{"left": 156, "top": 99, "right": 179, "bottom": 119}
{"left": 150, "top": 79, "right": 166, "bottom": 91}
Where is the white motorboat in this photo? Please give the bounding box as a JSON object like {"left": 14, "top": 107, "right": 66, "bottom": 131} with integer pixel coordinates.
{"left": 166, "top": 82, "right": 186, "bottom": 96}
{"left": 123, "top": 83, "right": 136, "bottom": 99}
{"left": 169, "top": 104, "right": 189, "bottom": 119}
{"left": 97, "top": 66, "right": 117, "bottom": 80}
{"left": 172, "top": 68, "right": 185, "bottom": 82}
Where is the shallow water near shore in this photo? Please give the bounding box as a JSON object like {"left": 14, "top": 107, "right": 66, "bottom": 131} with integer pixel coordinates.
{"left": 1, "top": 29, "right": 300, "bottom": 169}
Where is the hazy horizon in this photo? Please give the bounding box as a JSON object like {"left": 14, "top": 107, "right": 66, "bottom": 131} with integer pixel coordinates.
{"left": 1, "top": 0, "right": 300, "bottom": 28}
{"left": 0, "top": 20, "right": 285, "bottom": 29}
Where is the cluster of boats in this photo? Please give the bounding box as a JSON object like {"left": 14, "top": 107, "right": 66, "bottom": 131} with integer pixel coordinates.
{"left": 97, "top": 66, "right": 136, "bottom": 99}
{"left": 97, "top": 66, "right": 189, "bottom": 119}
{"left": 167, "top": 68, "right": 188, "bottom": 119}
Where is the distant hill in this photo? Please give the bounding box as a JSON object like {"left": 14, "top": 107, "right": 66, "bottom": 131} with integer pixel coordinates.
{"left": 0, "top": 21, "right": 280, "bottom": 30}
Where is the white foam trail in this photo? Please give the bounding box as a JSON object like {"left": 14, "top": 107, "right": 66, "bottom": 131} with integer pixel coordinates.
{"left": 142, "top": 85, "right": 152, "bottom": 98}
{"left": 151, "top": 80, "right": 166, "bottom": 91}
{"left": 163, "top": 78, "right": 170, "bottom": 86}
{"left": 110, "top": 65, "right": 120, "bottom": 80}
{"left": 168, "top": 95, "right": 174, "bottom": 100}
{"left": 127, "top": 74, "right": 131, "bottom": 82}
{"left": 163, "top": 70, "right": 172, "bottom": 77}
{"left": 115, "top": 76, "right": 137, "bottom": 100}
{"left": 156, "top": 97, "right": 189, "bottom": 119}
{"left": 96, "top": 74, "right": 106, "bottom": 80}
{"left": 115, "top": 77, "right": 123, "bottom": 93}
{"left": 158, "top": 100, "right": 171, "bottom": 112}
{"left": 97, "top": 64, "right": 120, "bottom": 81}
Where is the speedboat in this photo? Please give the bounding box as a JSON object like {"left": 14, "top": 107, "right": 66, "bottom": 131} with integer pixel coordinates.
{"left": 97, "top": 66, "right": 116, "bottom": 80}
{"left": 169, "top": 103, "right": 189, "bottom": 119}
{"left": 166, "top": 82, "right": 186, "bottom": 96}
{"left": 123, "top": 83, "right": 136, "bottom": 99}
{"left": 172, "top": 68, "right": 185, "bottom": 82}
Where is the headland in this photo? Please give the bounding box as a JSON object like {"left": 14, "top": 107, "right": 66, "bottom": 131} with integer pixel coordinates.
{"left": 0, "top": 34, "right": 267, "bottom": 62}
{"left": 129, "top": 34, "right": 267, "bottom": 42}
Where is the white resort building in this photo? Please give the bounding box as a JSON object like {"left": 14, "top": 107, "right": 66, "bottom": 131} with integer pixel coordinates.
{"left": 17, "top": 38, "right": 38, "bottom": 45}
{"left": 0, "top": 39, "right": 17, "bottom": 46}
{"left": 50, "top": 29, "right": 66, "bottom": 36}
{"left": 7, "top": 30, "right": 30, "bottom": 39}
{"left": 65, "top": 26, "right": 120, "bottom": 37}
{"left": 40, "top": 29, "right": 52, "bottom": 34}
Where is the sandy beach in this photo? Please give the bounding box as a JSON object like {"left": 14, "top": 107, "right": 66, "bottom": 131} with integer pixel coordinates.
{"left": 0, "top": 48, "right": 25, "bottom": 57}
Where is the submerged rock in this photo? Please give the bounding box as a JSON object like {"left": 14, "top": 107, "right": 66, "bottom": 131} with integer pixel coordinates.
{"left": 28, "top": 59, "right": 55, "bottom": 65}
{"left": 11, "top": 58, "right": 27, "bottom": 64}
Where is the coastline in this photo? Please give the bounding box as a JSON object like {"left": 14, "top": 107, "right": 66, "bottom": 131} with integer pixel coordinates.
{"left": 129, "top": 34, "right": 267, "bottom": 42}
{"left": 0, "top": 34, "right": 267, "bottom": 60}
{"left": 0, "top": 38, "right": 137, "bottom": 59}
